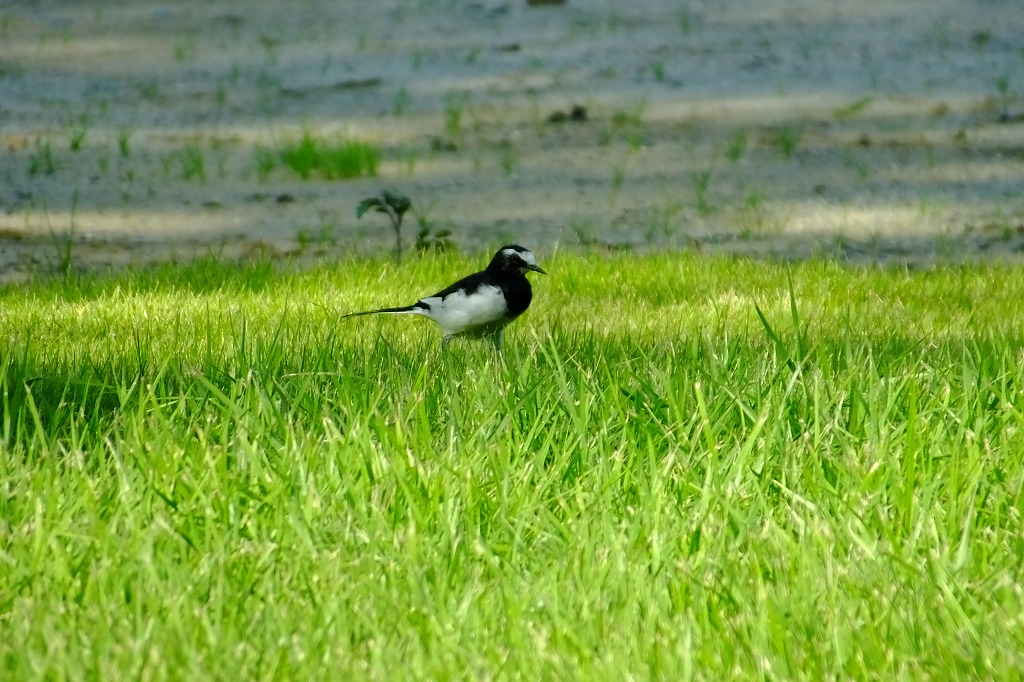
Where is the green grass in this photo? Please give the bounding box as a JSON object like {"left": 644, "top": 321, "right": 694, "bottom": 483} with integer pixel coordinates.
{"left": 443, "top": 93, "right": 466, "bottom": 141}
{"left": 833, "top": 96, "right": 875, "bottom": 120}
{"left": 175, "top": 143, "right": 207, "bottom": 183}
{"left": 253, "top": 146, "right": 277, "bottom": 182}
{"left": 280, "top": 131, "right": 380, "bottom": 180}
{"left": 28, "top": 140, "right": 56, "bottom": 176}
{"left": 775, "top": 125, "right": 803, "bottom": 159}
{"left": 726, "top": 129, "right": 748, "bottom": 162}
{"left": 117, "top": 127, "right": 132, "bottom": 159}
{"left": 602, "top": 103, "right": 648, "bottom": 149}
{"left": 2, "top": 252, "right": 1024, "bottom": 679}
{"left": 66, "top": 113, "right": 89, "bottom": 152}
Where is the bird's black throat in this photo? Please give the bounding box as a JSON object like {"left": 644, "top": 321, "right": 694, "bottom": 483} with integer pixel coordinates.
{"left": 497, "top": 273, "right": 533, "bottom": 318}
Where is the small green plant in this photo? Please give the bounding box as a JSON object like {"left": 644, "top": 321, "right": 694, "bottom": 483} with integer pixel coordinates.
{"left": 616, "top": 102, "right": 646, "bottom": 128}
{"left": 678, "top": 7, "right": 694, "bottom": 33}
{"left": 137, "top": 81, "right": 160, "bottom": 102}
{"left": 259, "top": 34, "right": 280, "bottom": 63}
{"left": 280, "top": 131, "right": 380, "bottom": 180}
{"left": 567, "top": 214, "right": 600, "bottom": 247}
{"left": 726, "top": 129, "right": 747, "bottom": 162}
{"left": 444, "top": 104, "right": 461, "bottom": 139}
{"left": 67, "top": 113, "right": 89, "bottom": 151}
{"left": 393, "top": 85, "right": 410, "bottom": 116}
{"left": 843, "top": 149, "right": 871, "bottom": 180}
{"left": 692, "top": 166, "right": 714, "bottom": 216}
{"left": 995, "top": 73, "right": 1011, "bottom": 98}
{"left": 254, "top": 146, "right": 277, "bottom": 181}
{"left": 325, "top": 142, "right": 379, "bottom": 179}
{"left": 927, "top": 17, "right": 952, "bottom": 50}
{"left": 999, "top": 222, "right": 1014, "bottom": 242}
{"left": 833, "top": 96, "right": 874, "bottom": 120}
{"left": 414, "top": 205, "right": 456, "bottom": 253}
{"left": 29, "top": 139, "right": 56, "bottom": 176}
{"left": 499, "top": 139, "right": 518, "bottom": 175}
{"left": 745, "top": 188, "right": 763, "bottom": 211}
{"left": 43, "top": 190, "right": 78, "bottom": 280}
{"left": 296, "top": 213, "right": 337, "bottom": 249}
{"left": 936, "top": 233, "right": 957, "bottom": 259}
{"left": 611, "top": 164, "right": 627, "bottom": 194}
{"left": 357, "top": 189, "right": 413, "bottom": 260}
{"left": 414, "top": 226, "right": 456, "bottom": 252}
{"left": 739, "top": 189, "right": 766, "bottom": 238}
{"left": 609, "top": 153, "right": 634, "bottom": 204}
{"left": 407, "top": 196, "right": 456, "bottom": 254}
{"left": 645, "top": 199, "right": 683, "bottom": 243}
{"left": 776, "top": 125, "right": 803, "bottom": 158}
{"left": 177, "top": 144, "right": 207, "bottom": 183}
{"left": 174, "top": 36, "right": 197, "bottom": 62}
{"left": 281, "top": 134, "right": 318, "bottom": 179}
{"left": 604, "top": 101, "right": 648, "bottom": 149}
{"left": 214, "top": 83, "right": 228, "bottom": 109}
{"left": 117, "top": 127, "right": 132, "bottom": 158}
{"left": 401, "top": 149, "right": 419, "bottom": 176}
{"left": 443, "top": 92, "right": 469, "bottom": 141}
{"left": 651, "top": 60, "right": 666, "bottom": 82}
{"left": 917, "top": 196, "right": 941, "bottom": 219}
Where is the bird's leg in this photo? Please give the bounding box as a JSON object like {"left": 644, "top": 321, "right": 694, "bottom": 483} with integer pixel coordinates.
{"left": 441, "top": 334, "right": 452, "bottom": 349}
{"left": 493, "top": 328, "right": 504, "bottom": 351}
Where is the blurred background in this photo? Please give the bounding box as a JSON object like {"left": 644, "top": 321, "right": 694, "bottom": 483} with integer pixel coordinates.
{"left": 1, "top": 0, "right": 1022, "bottom": 279}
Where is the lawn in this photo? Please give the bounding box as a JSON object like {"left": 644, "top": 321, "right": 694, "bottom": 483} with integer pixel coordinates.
{"left": 2, "top": 250, "right": 1023, "bottom": 680}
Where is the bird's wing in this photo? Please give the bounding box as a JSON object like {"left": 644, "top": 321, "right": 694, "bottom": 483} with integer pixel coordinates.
{"left": 424, "top": 270, "right": 488, "bottom": 300}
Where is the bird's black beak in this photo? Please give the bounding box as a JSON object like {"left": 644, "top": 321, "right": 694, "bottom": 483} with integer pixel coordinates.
{"left": 527, "top": 264, "right": 547, "bottom": 275}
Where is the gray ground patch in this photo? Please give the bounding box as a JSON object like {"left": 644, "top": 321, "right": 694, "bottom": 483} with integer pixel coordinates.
{"left": 1, "top": 0, "right": 1023, "bottom": 280}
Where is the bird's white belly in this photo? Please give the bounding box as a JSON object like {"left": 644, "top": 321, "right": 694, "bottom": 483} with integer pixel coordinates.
{"left": 421, "top": 285, "right": 508, "bottom": 335}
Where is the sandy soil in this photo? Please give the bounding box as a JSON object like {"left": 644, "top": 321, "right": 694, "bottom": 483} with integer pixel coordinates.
{"left": 1, "top": 0, "right": 1023, "bottom": 281}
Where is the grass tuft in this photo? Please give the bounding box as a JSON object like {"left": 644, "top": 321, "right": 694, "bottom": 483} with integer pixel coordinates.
{"left": 2, "top": 252, "right": 1024, "bottom": 678}
{"left": 280, "top": 131, "right": 380, "bottom": 180}
{"left": 28, "top": 139, "right": 56, "bottom": 176}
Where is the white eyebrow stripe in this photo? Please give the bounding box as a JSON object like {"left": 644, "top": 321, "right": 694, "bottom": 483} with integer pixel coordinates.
{"left": 502, "top": 248, "right": 537, "bottom": 266}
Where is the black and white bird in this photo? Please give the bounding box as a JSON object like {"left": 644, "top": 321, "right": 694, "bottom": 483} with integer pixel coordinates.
{"left": 342, "top": 245, "right": 546, "bottom": 349}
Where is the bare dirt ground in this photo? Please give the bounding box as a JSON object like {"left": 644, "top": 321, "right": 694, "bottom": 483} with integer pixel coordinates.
{"left": 1, "top": 0, "right": 1023, "bottom": 281}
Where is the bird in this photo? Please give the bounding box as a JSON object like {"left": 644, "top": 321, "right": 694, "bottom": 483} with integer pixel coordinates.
{"left": 342, "top": 245, "right": 546, "bottom": 349}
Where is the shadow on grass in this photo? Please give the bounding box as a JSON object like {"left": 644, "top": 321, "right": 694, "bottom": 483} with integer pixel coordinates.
{"left": 6, "top": 316, "right": 1020, "bottom": 462}
{"left": 0, "top": 324, "right": 434, "bottom": 453}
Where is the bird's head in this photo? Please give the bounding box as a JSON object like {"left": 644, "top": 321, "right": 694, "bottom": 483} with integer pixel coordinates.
{"left": 490, "top": 245, "right": 547, "bottom": 276}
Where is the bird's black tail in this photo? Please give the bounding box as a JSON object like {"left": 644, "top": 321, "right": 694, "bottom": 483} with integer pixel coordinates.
{"left": 341, "top": 304, "right": 423, "bottom": 319}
